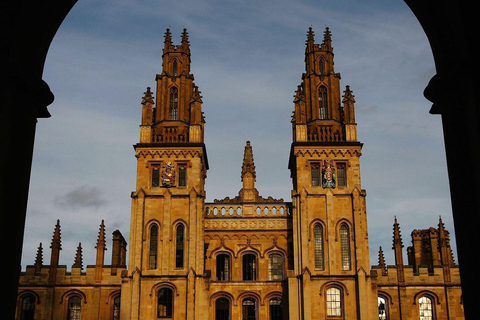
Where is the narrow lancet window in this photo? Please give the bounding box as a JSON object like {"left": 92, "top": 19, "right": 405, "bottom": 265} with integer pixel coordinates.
{"left": 149, "top": 224, "right": 158, "bottom": 269}
{"left": 67, "top": 296, "right": 82, "bottom": 320}
{"left": 20, "top": 295, "right": 35, "bottom": 320}
{"left": 242, "top": 254, "right": 257, "bottom": 281}
{"left": 314, "top": 224, "right": 324, "bottom": 270}
{"left": 175, "top": 224, "right": 185, "bottom": 268}
{"left": 418, "top": 296, "right": 433, "bottom": 320}
{"left": 157, "top": 288, "right": 173, "bottom": 318}
{"left": 169, "top": 87, "right": 178, "bottom": 120}
{"left": 216, "top": 254, "right": 231, "bottom": 281}
{"left": 173, "top": 61, "right": 178, "bottom": 76}
{"left": 340, "top": 224, "right": 351, "bottom": 270}
{"left": 216, "top": 298, "right": 230, "bottom": 320}
{"left": 326, "top": 288, "right": 342, "bottom": 316}
{"left": 319, "top": 86, "right": 328, "bottom": 119}
{"left": 269, "top": 298, "right": 282, "bottom": 320}
{"left": 268, "top": 253, "right": 283, "bottom": 281}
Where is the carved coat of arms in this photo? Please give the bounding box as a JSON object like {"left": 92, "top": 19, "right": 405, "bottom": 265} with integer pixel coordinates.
{"left": 322, "top": 160, "right": 336, "bottom": 188}
{"left": 162, "top": 162, "right": 176, "bottom": 187}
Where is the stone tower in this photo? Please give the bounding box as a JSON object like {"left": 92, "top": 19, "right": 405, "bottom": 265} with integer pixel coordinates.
{"left": 288, "top": 27, "right": 377, "bottom": 319}
{"left": 121, "top": 28, "right": 208, "bottom": 320}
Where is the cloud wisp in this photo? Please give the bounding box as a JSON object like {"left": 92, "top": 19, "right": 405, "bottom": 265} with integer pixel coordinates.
{"left": 54, "top": 185, "right": 108, "bottom": 210}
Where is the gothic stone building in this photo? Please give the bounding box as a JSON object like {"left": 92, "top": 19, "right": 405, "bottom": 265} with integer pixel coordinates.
{"left": 16, "top": 28, "right": 464, "bottom": 320}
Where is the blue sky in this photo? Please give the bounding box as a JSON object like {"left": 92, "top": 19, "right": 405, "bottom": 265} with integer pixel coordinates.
{"left": 22, "top": 0, "right": 454, "bottom": 268}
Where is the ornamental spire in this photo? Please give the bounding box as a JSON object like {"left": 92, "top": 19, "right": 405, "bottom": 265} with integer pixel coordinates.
{"left": 164, "top": 28, "right": 173, "bottom": 49}
{"left": 323, "top": 26, "right": 332, "bottom": 49}
{"left": 73, "top": 242, "right": 83, "bottom": 269}
{"left": 378, "top": 246, "right": 387, "bottom": 275}
{"left": 392, "top": 217, "right": 404, "bottom": 266}
{"left": 34, "top": 242, "right": 43, "bottom": 273}
{"left": 181, "top": 28, "right": 190, "bottom": 48}
{"left": 241, "top": 141, "right": 256, "bottom": 182}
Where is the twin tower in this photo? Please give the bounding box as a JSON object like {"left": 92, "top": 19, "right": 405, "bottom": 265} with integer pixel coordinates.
{"left": 128, "top": 27, "right": 373, "bottom": 319}
{"left": 17, "top": 27, "right": 463, "bottom": 320}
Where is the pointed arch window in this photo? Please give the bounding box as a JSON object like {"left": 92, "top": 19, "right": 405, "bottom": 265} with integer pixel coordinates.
{"left": 157, "top": 288, "right": 173, "bottom": 318}
{"left": 175, "top": 224, "right": 185, "bottom": 269}
{"left": 215, "top": 297, "right": 230, "bottom": 320}
{"left": 319, "top": 86, "right": 328, "bottom": 119}
{"left": 20, "top": 294, "right": 35, "bottom": 320}
{"left": 112, "top": 295, "right": 121, "bottom": 320}
{"left": 418, "top": 296, "right": 434, "bottom": 320}
{"left": 242, "top": 253, "right": 257, "bottom": 281}
{"left": 169, "top": 87, "right": 178, "bottom": 120}
{"left": 67, "top": 296, "right": 82, "bottom": 320}
{"left": 216, "top": 253, "right": 231, "bottom": 281}
{"left": 149, "top": 224, "right": 158, "bottom": 269}
{"left": 314, "top": 224, "right": 325, "bottom": 270}
{"left": 340, "top": 224, "right": 351, "bottom": 270}
{"left": 319, "top": 59, "right": 324, "bottom": 75}
{"left": 269, "top": 298, "right": 282, "bottom": 320}
{"left": 268, "top": 253, "right": 284, "bottom": 281}
{"left": 173, "top": 61, "right": 178, "bottom": 76}
{"left": 378, "top": 296, "right": 388, "bottom": 320}
{"left": 242, "top": 298, "right": 257, "bottom": 320}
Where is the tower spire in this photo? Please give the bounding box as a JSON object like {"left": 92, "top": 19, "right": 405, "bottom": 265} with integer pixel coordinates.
{"left": 181, "top": 28, "right": 190, "bottom": 52}
{"left": 322, "top": 26, "right": 332, "bottom": 51}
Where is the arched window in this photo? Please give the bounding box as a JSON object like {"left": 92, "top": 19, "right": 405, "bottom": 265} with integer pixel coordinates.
{"left": 314, "top": 224, "right": 324, "bottom": 270}
{"left": 20, "top": 294, "right": 35, "bottom": 320}
{"left": 269, "top": 298, "right": 282, "bottom": 320}
{"left": 112, "top": 295, "right": 121, "bottom": 320}
{"left": 319, "top": 59, "right": 324, "bottom": 75}
{"left": 157, "top": 288, "right": 173, "bottom": 318}
{"left": 269, "top": 253, "right": 283, "bottom": 281}
{"left": 215, "top": 297, "right": 230, "bottom": 320}
{"left": 242, "top": 298, "right": 257, "bottom": 320}
{"left": 216, "top": 253, "right": 231, "bottom": 281}
{"left": 67, "top": 296, "right": 82, "bottom": 320}
{"left": 418, "top": 296, "right": 434, "bottom": 320}
{"left": 169, "top": 87, "right": 178, "bottom": 120}
{"left": 175, "top": 224, "right": 185, "bottom": 269}
{"left": 149, "top": 224, "right": 158, "bottom": 269}
{"left": 173, "top": 61, "right": 178, "bottom": 76}
{"left": 326, "top": 287, "right": 342, "bottom": 317}
{"left": 378, "top": 296, "right": 387, "bottom": 320}
{"left": 340, "top": 224, "right": 351, "bottom": 270}
{"left": 242, "top": 253, "right": 257, "bottom": 281}
{"left": 319, "top": 86, "right": 328, "bottom": 119}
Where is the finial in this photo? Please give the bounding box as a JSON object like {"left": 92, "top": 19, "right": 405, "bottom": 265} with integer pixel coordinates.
{"left": 51, "top": 219, "right": 62, "bottom": 250}
{"left": 392, "top": 217, "right": 403, "bottom": 249}
{"left": 164, "top": 28, "right": 173, "bottom": 48}
{"left": 141, "top": 87, "right": 154, "bottom": 105}
{"left": 241, "top": 141, "right": 256, "bottom": 181}
{"left": 307, "top": 26, "right": 315, "bottom": 43}
{"left": 181, "top": 28, "right": 190, "bottom": 49}
{"left": 73, "top": 242, "right": 83, "bottom": 269}
{"left": 342, "top": 85, "right": 356, "bottom": 103}
{"left": 96, "top": 220, "right": 106, "bottom": 250}
{"left": 34, "top": 242, "right": 43, "bottom": 271}
{"left": 378, "top": 246, "right": 387, "bottom": 275}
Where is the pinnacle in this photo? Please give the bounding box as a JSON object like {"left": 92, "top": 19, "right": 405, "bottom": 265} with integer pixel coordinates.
{"left": 241, "top": 141, "right": 256, "bottom": 181}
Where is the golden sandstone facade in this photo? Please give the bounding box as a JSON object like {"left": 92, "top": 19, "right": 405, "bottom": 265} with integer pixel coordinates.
{"left": 17, "top": 28, "right": 464, "bottom": 320}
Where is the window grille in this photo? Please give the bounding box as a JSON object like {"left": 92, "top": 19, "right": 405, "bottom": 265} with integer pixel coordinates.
{"left": 269, "top": 254, "right": 284, "bottom": 281}
{"left": 113, "top": 296, "right": 121, "bottom": 320}
{"left": 157, "top": 288, "right": 173, "bottom": 318}
{"left": 311, "top": 163, "right": 320, "bottom": 186}
{"left": 152, "top": 165, "right": 160, "bottom": 187}
{"left": 169, "top": 87, "right": 178, "bottom": 120}
{"left": 242, "top": 254, "right": 256, "bottom": 281}
{"left": 340, "top": 224, "right": 351, "bottom": 270}
{"left": 216, "top": 298, "right": 230, "bottom": 320}
{"left": 337, "top": 163, "right": 346, "bottom": 187}
{"left": 326, "top": 288, "right": 342, "bottom": 316}
{"left": 178, "top": 165, "right": 187, "bottom": 187}
{"left": 378, "top": 297, "right": 387, "bottom": 320}
{"left": 67, "top": 296, "right": 82, "bottom": 320}
{"left": 269, "top": 298, "right": 282, "bottom": 320}
{"left": 20, "top": 295, "right": 35, "bottom": 320}
{"left": 419, "top": 296, "right": 433, "bottom": 320}
{"left": 149, "top": 225, "right": 158, "bottom": 269}
{"left": 319, "top": 86, "right": 328, "bottom": 119}
{"left": 216, "top": 254, "right": 230, "bottom": 281}
{"left": 242, "top": 299, "right": 257, "bottom": 320}
{"left": 314, "top": 224, "right": 324, "bottom": 270}
{"left": 175, "top": 225, "right": 185, "bottom": 268}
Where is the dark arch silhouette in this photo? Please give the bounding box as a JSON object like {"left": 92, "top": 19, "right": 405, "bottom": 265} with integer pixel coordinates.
{"left": 1, "top": 1, "right": 478, "bottom": 319}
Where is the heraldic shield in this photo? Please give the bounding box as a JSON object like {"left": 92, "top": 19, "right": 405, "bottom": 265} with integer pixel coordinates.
{"left": 322, "top": 160, "right": 336, "bottom": 188}
{"left": 161, "top": 162, "right": 176, "bottom": 187}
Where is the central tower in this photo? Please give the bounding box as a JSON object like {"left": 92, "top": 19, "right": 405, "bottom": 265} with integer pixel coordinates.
{"left": 121, "top": 28, "right": 209, "bottom": 320}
